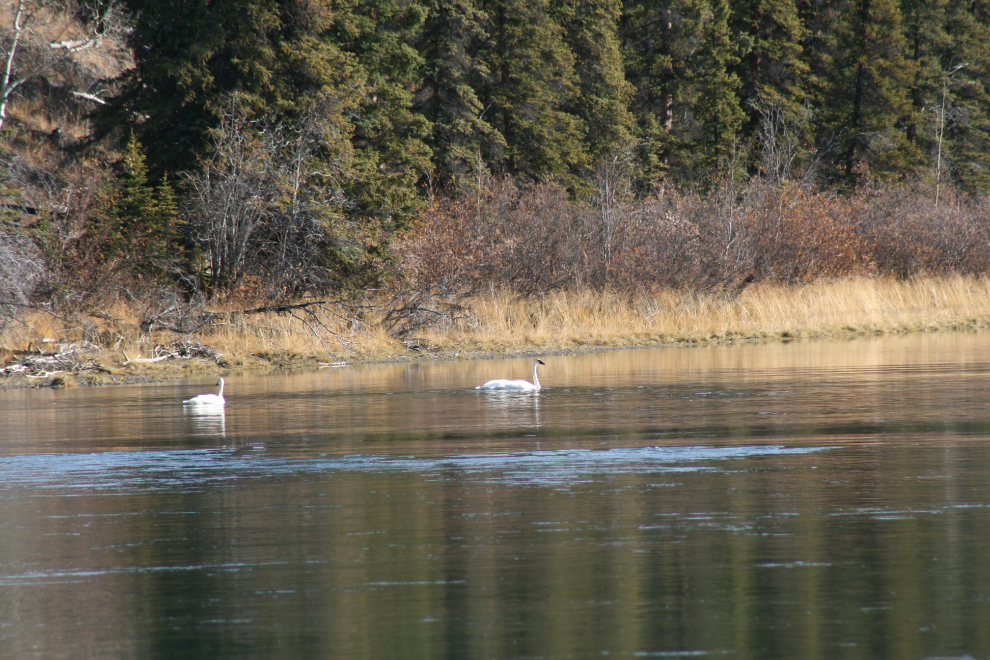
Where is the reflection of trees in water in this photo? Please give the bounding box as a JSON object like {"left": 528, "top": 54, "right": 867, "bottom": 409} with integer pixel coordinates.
{"left": 185, "top": 408, "right": 226, "bottom": 437}
{"left": 480, "top": 391, "right": 541, "bottom": 430}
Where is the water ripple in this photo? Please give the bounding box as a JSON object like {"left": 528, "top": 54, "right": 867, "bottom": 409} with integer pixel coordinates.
{"left": 0, "top": 444, "right": 831, "bottom": 492}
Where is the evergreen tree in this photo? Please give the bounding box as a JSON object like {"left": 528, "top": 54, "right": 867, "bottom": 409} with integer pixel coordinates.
{"left": 97, "top": 0, "right": 428, "bottom": 226}
{"left": 476, "top": 0, "right": 588, "bottom": 185}
{"left": 553, "top": 0, "right": 636, "bottom": 165}
{"left": 932, "top": 0, "right": 990, "bottom": 191}
{"left": 730, "top": 0, "right": 808, "bottom": 155}
{"left": 95, "top": 0, "right": 286, "bottom": 178}
{"left": 800, "top": 0, "right": 917, "bottom": 184}
{"left": 415, "top": 0, "right": 506, "bottom": 190}
{"left": 693, "top": 0, "right": 746, "bottom": 165}
{"left": 339, "top": 0, "right": 434, "bottom": 229}
{"left": 901, "top": 0, "right": 951, "bottom": 148}
{"left": 106, "top": 134, "right": 179, "bottom": 280}
{"left": 621, "top": 0, "right": 708, "bottom": 181}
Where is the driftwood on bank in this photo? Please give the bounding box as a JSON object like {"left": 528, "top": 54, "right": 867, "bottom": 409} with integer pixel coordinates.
{"left": 121, "top": 339, "right": 223, "bottom": 366}
{"left": 0, "top": 341, "right": 111, "bottom": 378}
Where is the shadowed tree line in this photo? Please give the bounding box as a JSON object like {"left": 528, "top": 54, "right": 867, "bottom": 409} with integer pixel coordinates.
{"left": 2, "top": 0, "right": 990, "bottom": 338}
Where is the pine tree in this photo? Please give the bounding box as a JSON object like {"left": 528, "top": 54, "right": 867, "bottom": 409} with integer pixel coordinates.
{"left": 730, "top": 0, "right": 808, "bottom": 146}
{"left": 340, "top": 0, "right": 434, "bottom": 230}
{"left": 95, "top": 0, "right": 286, "bottom": 178}
{"left": 106, "top": 133, "right": 177, "bottom": 280}
{"left": 932, "top": 0, "right": 990, "bottom": 191}
{"left": 477, "top": 0, "right": 588, "bottom": 185}
{"left": 621, "top": 0, "right": 709, "bottom": 181}
{"left": 804, "top": 0, "right": 918, "bottom": 184}
{"left": 415, "top": 0, "right": 506, "bottom": 190}
{"left": 693, "top": 0, "right": 746, "bottom": 165}
{"left": 553, "top": 0, "right": 636, "bottom": 165}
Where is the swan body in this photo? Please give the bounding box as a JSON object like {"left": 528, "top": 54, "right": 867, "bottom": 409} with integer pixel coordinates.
{"left": 184, "top": 377, "right": 225, "bottom": 405}
{"left": 477, "top": 359, "right": 546, "bottom": 391}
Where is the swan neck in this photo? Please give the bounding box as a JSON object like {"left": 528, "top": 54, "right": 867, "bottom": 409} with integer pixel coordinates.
{"left": 532, "top": 361, "right": 540, "bottom": 389}
{"left": 217, "top": 379, "right": 225, "bottom": 398}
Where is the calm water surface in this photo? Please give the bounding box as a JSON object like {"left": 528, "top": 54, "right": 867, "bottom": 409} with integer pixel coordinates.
{"left": 2, "top": 333, "right": 990, "bottom": 659}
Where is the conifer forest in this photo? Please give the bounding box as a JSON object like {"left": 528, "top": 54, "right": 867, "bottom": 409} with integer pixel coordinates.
{"left": 3, "top": 0, "right": 990, "bottom": 338}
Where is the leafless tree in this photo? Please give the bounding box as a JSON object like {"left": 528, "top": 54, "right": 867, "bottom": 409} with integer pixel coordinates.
{"left": 184, "top": 95, "right": 355, "bottom": 298}
{"left": 1, "top": 0, "right": 131, "bottom": 129}
{"left": 0, "top": 227, "right": 42, "bottom": 303}
{"left": 754, "top": 99, "right": 811, "bottom": 184}
{"left": 590, "top": 149, "right": 633, "bottom": 284}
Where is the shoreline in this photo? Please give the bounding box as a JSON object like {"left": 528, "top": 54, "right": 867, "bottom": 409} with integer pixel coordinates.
{"left": 3, "top": 275, "right": 990, "bottom": 390}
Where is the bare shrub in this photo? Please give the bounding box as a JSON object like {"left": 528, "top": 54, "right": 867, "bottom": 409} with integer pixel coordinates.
{"left": 399, "top": 174, "right": 990, "bottom": 322}
{"left": 0, "top": 227, "right": 44, "bottom": 329}
{"left": 740, "top": 182, "right": 870, "bottom": 283}
{"left": 184, "top": 96, "right": 356, "bottom": 298}
{"left": 2, "top": 153, "right": 124, "bottom": 307}
{"left": 397, "top": 176, "right": 587, "bottom": 297}
{"left": 0, "top": 228, "right": 42, "bottom": 301}
{"left": 857, "top": 183, "right": 990, "bottom": 277}
{"left": 589, "top": 151, "right": 634, "bottom": 283}
{"left": 604, "top": 188, "right": 728, "bottom": 292}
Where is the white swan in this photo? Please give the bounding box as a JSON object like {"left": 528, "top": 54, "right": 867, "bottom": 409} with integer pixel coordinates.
{"left": 477, "top": 359, "right": 546, "bottom": 391}
{"left": 183, "top": 377, "right": 225, "bottom": 405}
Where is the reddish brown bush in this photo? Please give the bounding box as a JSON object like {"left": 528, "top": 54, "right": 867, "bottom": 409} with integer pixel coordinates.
{"left": 740, "top": 183, "right": 871, "bottom": 283}
{"left": 856, "top": 184, "right": 990, "bottom": 277}
{"left": 397, "top": 177, "right": 588, "bottom": 295}
{"left": 396, "top": 175, "right": 990, "bottom": 300}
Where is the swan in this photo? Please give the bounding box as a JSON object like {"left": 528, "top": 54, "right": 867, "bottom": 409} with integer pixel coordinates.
{"left": 183, "top": 377, "right": 225, "bottom": 405}
{"left": 477, "top": 359, "right": 546, "bottom": 391}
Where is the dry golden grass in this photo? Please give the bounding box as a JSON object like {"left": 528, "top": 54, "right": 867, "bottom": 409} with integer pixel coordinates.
{"left": 421, "top": 275, "right": 990, "bottom": 351}
{"left": 3, "top": 275, "right": 989, "bottom": 383}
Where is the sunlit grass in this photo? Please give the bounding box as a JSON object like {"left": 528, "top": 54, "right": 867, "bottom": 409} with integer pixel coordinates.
{"left": 423, "top": 275, "right": 990, "bottom": 350}
{"left": 3, "top": 276, "right": 989, "bottom": 376}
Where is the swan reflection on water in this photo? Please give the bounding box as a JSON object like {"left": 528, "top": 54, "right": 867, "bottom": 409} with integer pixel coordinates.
{"left": 184, "top": 405, "right": 226, "bottom": 437}
{"left": 478, "top": 387, "right": 542, "bottom": 429}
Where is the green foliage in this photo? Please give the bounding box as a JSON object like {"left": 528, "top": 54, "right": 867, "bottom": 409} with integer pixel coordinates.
{"left": 554, "top": 0, "right": 636, "bottom": 164}
{"left": 98, "top": 0, "right": 427, "bottom": 224}
{"left": 103, "top": 134, "right": 181, "bottom": 282}
{"left": 730, "top": 0, "right": 808, "bottom": 153}
{"left": 476, "top": 0, "right": 588, "bottom": 187}
{"left": 902, "top": 0, "right": 990, "bottom": 192}
{"left": 620, "top": 0, "right": 708, "bottom": 183}
{"left": 416, "top": 0, "right": 506, "bottom": 190}
{"left": 804, "top": 0, "right": 919, "bottom": 184}
{"left": 76, "top": 0, "right": 990, "bottom": 301}
{"left": 693, "top": 0, "right": 747, "bottom": 165}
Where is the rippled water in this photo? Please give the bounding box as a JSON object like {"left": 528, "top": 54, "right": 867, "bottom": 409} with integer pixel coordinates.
{"left": 2, "top": 332, "right": 990, "bottom": 659}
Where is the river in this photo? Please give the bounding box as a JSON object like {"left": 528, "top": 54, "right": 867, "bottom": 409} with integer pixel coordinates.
{"left": 2, "top": 332, "right": 989, "bottom": 659}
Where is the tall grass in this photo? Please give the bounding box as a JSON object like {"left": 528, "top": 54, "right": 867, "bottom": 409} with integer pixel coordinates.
{"left": 3, "top": 276, "right": 989, "bottom": 371}
{"left": 418, "top": 276, "right": 990, "bottom": 351}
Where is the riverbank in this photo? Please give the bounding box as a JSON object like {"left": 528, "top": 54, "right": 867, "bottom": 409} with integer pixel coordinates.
{"left": 2, "top": 275, "right": 989, "bottom": 389}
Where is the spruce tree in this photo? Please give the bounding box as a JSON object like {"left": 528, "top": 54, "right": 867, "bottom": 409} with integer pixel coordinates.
{"left": 416, "top": 0, "right": 506, "bottom": 190}
{"left": 553, "top": 0, "right": 636, "bottom": 165}
{"left": 476, "top": 0, "right": 588, "bottom": 185}
{"left": 621, "top": 0, "right": 709, "bottom": 182}
{"left": 340, "top": 0, "right": 433, "bottom": 229}
{"left": 98, "top": 0, "right": 428, "bottom": 224}
{"left": 107, "top": 134, "right": 176, "bottom": 280}
{"left": 800, "top": 0, "right": 917, "bottom": 184}
{"left": 693, "top": 0, "right": 746, "bottom": 165}
{"left": 730, "top": 0, "right": 808, "bottom": 152}
{"left": 934, "top": 0, "right": 990, "bottom": 191}
{"left": 95, "top": 0, "right": 286, "bottom": 178}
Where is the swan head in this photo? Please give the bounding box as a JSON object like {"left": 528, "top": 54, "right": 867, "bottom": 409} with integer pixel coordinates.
{"left": 535, "top": 359, "right": 546, "bottom": 366}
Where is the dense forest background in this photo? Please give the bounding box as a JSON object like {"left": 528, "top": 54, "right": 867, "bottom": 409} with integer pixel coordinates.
{"left": 3, "top": 0, "right": 990, "bottom": 335}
